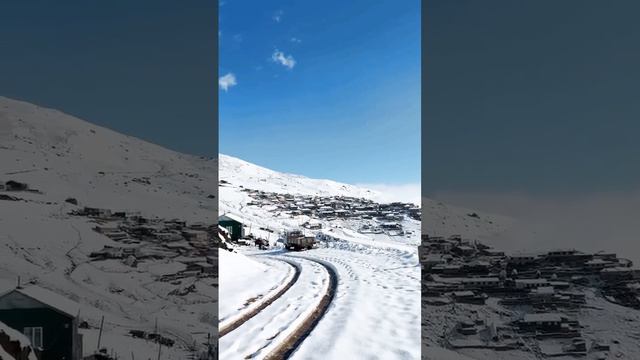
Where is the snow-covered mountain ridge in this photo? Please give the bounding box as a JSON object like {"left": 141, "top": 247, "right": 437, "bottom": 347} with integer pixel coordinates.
{"left": 0, "top": 96, "right": 216, "bottom": 222}
{"left": 219, "top": 153, "right": 386, "bottom": 201}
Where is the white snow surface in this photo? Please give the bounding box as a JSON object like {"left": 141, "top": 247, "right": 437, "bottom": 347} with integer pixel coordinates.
{"left": 218, "top": 249, "right": 293, "bottom": 328}
{"left": 421, "top": 209, "right": 640, "bottom": 358}
{"left": 0, "top": 96, "right": 216, "bottom": 222}
{"left": 0, "top": 97, "right": 216, "bottom": 358}
{"left": 220, "top": 254, "right": 330, "bottom": 359}
{"left": 219, "top": 153, "right": 423, "bottom": 359}
{"left": 0, "top": 317, "right": 37, "bottom": 360}
{"left": 220, "top": 154, "right": 385, "bottom": 202}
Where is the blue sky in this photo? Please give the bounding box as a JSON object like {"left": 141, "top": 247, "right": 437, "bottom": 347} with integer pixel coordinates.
{"left": 0, "top": 1, "right": 217, "bottom": 157}
{"left": 219, "top": 0, "right": 421, "bottom": 185}
{"left": 424, "top": 0, "right": 640, "bottom": 198}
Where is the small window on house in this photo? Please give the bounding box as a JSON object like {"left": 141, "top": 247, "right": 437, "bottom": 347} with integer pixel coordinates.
{"left": 23, "top": 326, "right": 43, "bottom": 348}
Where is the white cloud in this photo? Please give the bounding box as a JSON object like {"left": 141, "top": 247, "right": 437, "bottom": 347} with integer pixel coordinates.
{"left": 357, "top": 183, "right": 421, "bottom": 205}
{"left": 271, "top": 50, "right": 296, "bottom": 69}
{"left": 219, "top": 73, "right": 237, "bottom": 91}
{"left": 290, "top": 37, "right": 302, "bottom": 43}
{"left": 272, "top": 10, "right": 283, "bottom": 23}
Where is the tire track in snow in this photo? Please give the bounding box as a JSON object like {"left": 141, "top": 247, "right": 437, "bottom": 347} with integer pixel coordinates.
{"left": 219, "top": 255, "right": 332, "bottom": 360}
{"left": 219, "top": 257, "right": 301, "bottom": 337}
{"left": 284, "top": 253, "right": 362, "bottom": 357}
{"left": 263, "top": 255, "right": 338, "bottom": 360}
{"left": 287, "top": 247, "right": 421, "bottom": 359}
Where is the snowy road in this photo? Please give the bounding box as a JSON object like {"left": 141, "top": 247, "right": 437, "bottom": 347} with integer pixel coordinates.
{"left": 218, "top": 153, "right": 421, "bottom": 359}
{"left": 220, "top": 257, "right": 301, "bottom": 336}
{"left": 287, "top": 245, "right": 421, "bottom": 360}
{"left": 219, "top": 255, "right": 332, "bottom": 359}
{"left": 221, "top": 243, "right": 421, "bottom": 360}
{"left": 265, "top": 255, "right": 338, "bottom": 360}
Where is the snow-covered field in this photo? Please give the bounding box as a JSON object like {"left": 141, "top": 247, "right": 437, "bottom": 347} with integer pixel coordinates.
{"left": 218, "top": 154, "right": 421, "bottom": 359}
{"left": 0, "top": 97, "right": 216, "bottom": 358}
{"left": 421, "top": 200, "right": 640, "bottom": 359}
{"left": 422, "top": 291, "right": 640, "bottom": 360}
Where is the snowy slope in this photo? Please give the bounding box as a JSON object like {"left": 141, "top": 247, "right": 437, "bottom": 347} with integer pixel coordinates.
{"left": 220, "top": 154, "right": 384, "bottom": 201}
{"left": 221, "top": 153, "right": 511, "bottom": 244}
{"left": 421, "top": 206, "right": 640, "bottom": 357}
{"left": 0, "top": 97, "right": 216, "bottom": 358}
{"left": 219, "top": 154, "right": 425, "bottom": 359}
{"left": 0, "top": 96, "right": 216, "bottom": 222}
{"left": 421, "top": 197, "right": 514, "bottom": 243}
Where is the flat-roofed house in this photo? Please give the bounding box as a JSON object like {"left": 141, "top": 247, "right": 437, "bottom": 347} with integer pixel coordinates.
{"left": 519, "top": 313, "right": 570, "bottom": 333}
{"left": 462, "top": 277, "right": 501, "bottom": 289}
{"left": 515, "top": 279, "right": 549, "bottom": 289}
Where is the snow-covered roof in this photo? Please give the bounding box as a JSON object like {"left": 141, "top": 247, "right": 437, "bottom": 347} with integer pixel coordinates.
{"left": 0, "top": 284, "right": 81, "bottom": 318}
{"left": 164, "top": 242, "right": 191, "bottom": 248}
{"left": 627, "top": 283, "right": 640, "bottom": 290}
{"left": 532, "top": 286, "right": 555, "bottom": 295}
{"left": 433, "top": 264, "right": 461, "bottom": 269}
{"left": 219, "top": 213, "right": 246, "bottom": 224}
{"left": 586, "top": 259, "right": 608, "bottom": 264}
{"left": 509, "top": 253, "right": 538, "bottom": 258}
{"left": 523, "top": 313, "right": 562, "bottom": 323}
{"left": 516, "top": 279, "right": 548, "bottom": 284}
{"left": 424, "top": 254, "right": 444, "bottom": 262}
{"left": 467, "top": 260, "right": 491, "bottom": 267}
{"left": 462, "top": 277, "right": 499, "bottom": 283}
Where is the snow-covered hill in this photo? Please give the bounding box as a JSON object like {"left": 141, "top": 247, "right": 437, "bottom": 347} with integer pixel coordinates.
{"left": 220, "top": 152, "right": 512, "bottom": 247}
{"left": 0, "top": 97, "right": 216, "bottom": 359}
{"left": 421, "top": 196, "right": 514, "bottom": 243}
{"left": 218, "top": 155, "right": 427, "bottom": 358}
{"left": 219, "top": 153, "right": 385, "bottom": 201}
{"left": 0, "top": 96, "right": 216, "bottom": 222}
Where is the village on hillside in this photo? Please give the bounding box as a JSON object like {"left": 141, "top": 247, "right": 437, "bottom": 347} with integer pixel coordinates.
{"left": 220, "top": 181, "right": 421, "bottom": 244}
{"left": 0, "top": 179, "right": 217, "bottom": 360}
{"left": 217, "top": 160, "right": 422, "bottom": 359}
{"left": 420, "top": 234, "right": 640, "bottom": 359}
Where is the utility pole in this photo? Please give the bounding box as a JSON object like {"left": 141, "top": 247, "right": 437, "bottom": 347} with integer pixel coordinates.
{"left": 155, "top": 318, "right": 161, "bottom": 360}
{"left": 97, "top": 316, "right": 105, "bottom": 351}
